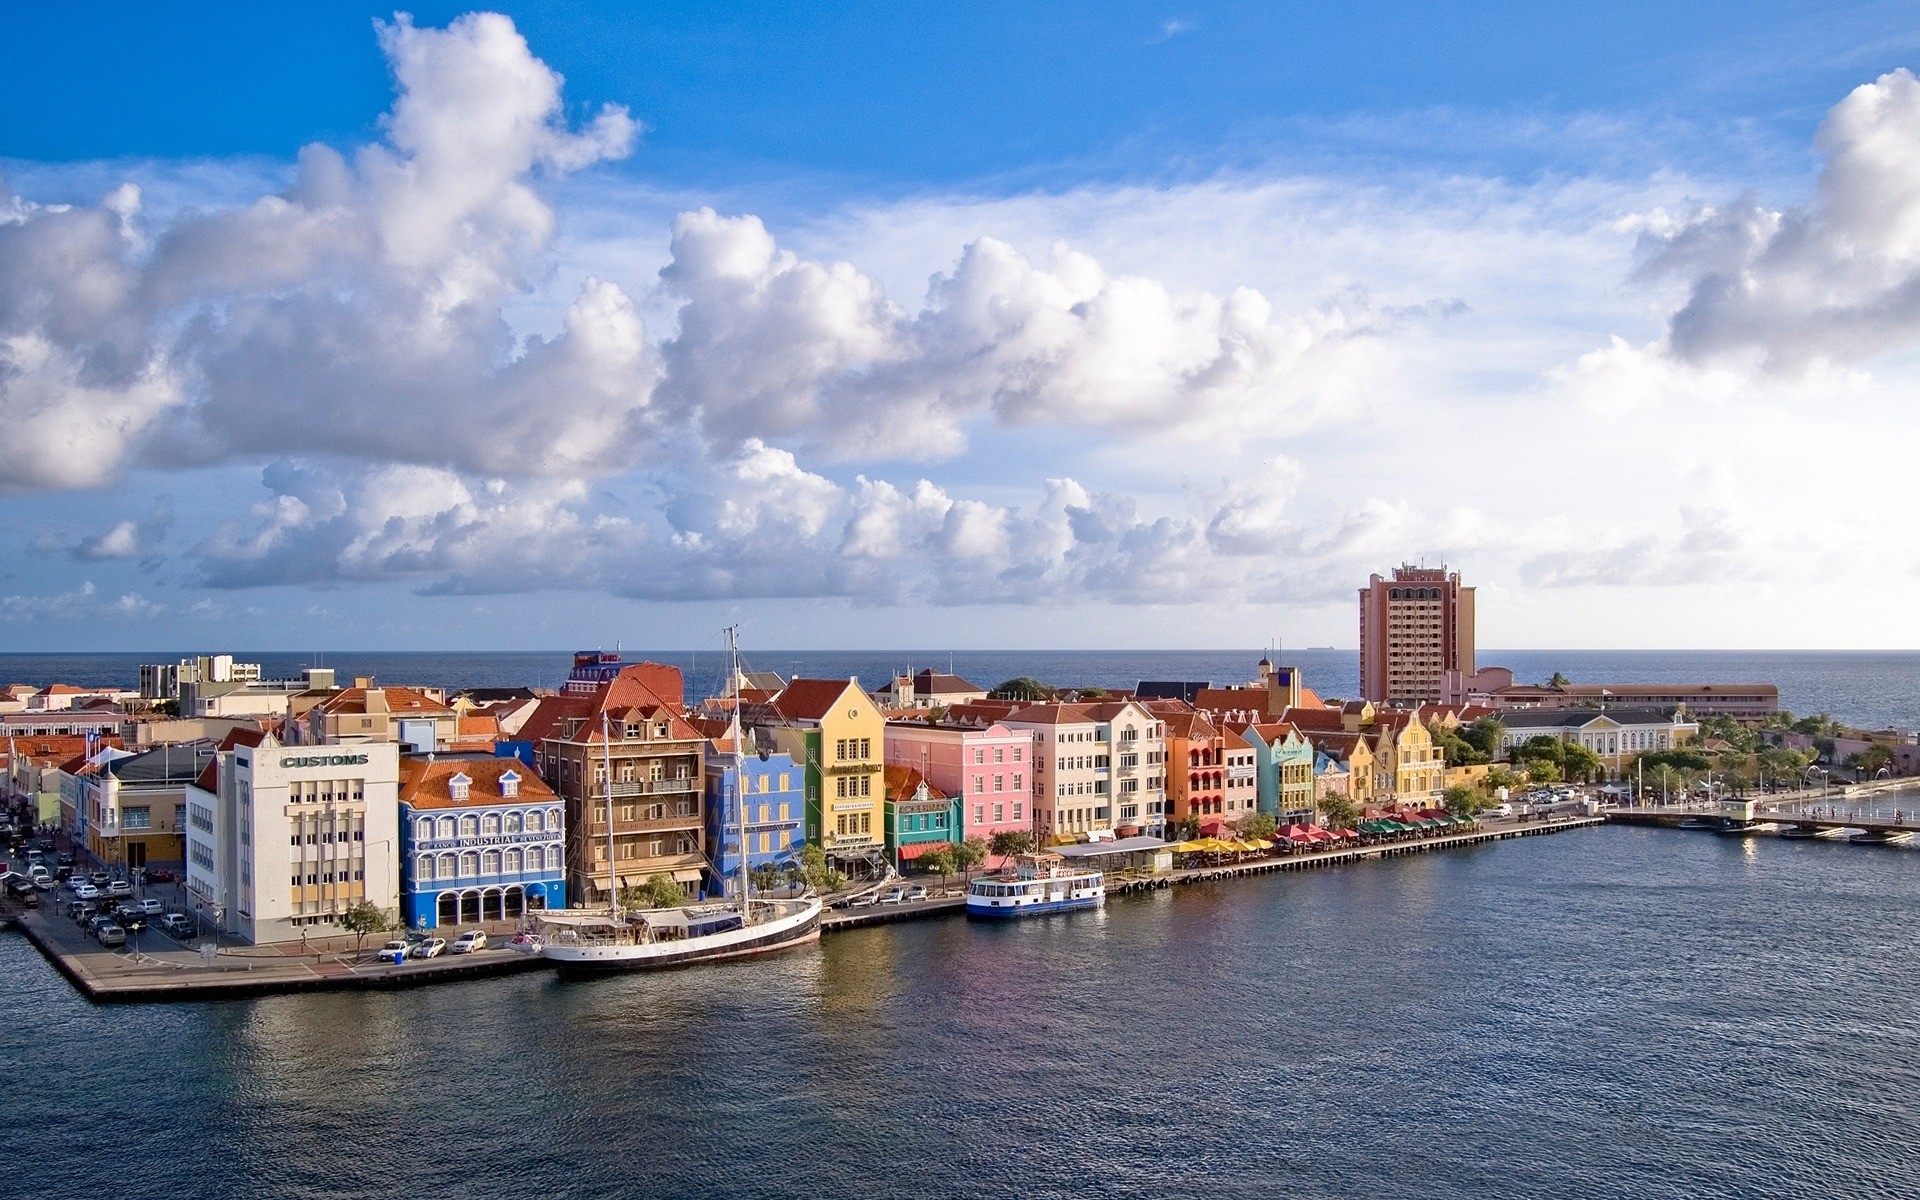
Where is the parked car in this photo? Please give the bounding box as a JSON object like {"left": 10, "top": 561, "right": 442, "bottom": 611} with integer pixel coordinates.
{"left": 411, "top": 937, "right": 446, "bottom": 959}
{"left": 449, "top": 930, "right": 487, "bottom": 954}
{"left": 129, "top": 897, "right": 164, "bottom": 916}
{"left": 86, "top": 913, "right": 119, "bottom": 938}
{"left": 905, "top": 885, "right": 929, "bottom": 902}
{"left": 848, "top": 893, "right": 877, "bottom": 908}
{"left": 88, "top": 872, "right": 110, "bottom": 887}
{"left": 158, "top": 914, "right": 195, "bottom": 941}
{"left": 95, "top": 924, "right": 126, "bottom": 949}
{"left": 64, "top": 899, "right": 90, "bottom": 920}
{"left": 105, "top": 880, "right": 133, "bottom": 898}
{"left": 72, "top": 883, "right": 100, "bottom": 901}
{"left": 144, "top": 867, "right": 176, "bottom": 883}
{"left": 378, "top": 939, "right": 411, "bottom": 965}
{"left": 878, "top": 887, "right": 906, "bottom": 905}
{"left": 56, "top": 852, "right": 74, "bottom": 867}
{"left": 1482, "top": 803, "right": 1514, "bottom": 819}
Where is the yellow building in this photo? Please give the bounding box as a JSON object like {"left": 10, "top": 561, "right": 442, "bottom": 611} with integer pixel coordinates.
{"left": 757, "top": 678, "right": 887, "bottom": 872}
{"left": 1367, "top": 713, "right": 1444, "bottom": 801}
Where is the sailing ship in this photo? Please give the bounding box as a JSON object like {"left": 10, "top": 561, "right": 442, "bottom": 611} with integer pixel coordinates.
{"left": 539, "top": 627, "right": 822, "bottom": 975}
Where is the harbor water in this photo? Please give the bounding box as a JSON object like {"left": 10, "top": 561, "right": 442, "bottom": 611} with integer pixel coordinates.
{"left": 4, "top": 825, "right": 1917, "bottom": 1199}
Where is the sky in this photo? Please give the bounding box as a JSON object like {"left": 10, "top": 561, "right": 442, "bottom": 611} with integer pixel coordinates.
{"left": 3, "top": 1, "right": 1920, "bottom": 652}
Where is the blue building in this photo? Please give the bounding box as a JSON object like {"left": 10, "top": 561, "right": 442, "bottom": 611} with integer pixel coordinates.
{"left": 702, "top": 742, "right": 805, "bottom": 898}
{"left": 398, "top": 754, "right": 566, "bottom": 930}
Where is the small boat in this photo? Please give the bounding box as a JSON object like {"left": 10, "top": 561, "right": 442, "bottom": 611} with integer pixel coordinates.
{"left": 1715, "top": 821, "right": 1778, "bottom": 837}
{"left": 1776, "top": 825, "right": 1823, "bottom": 839}
{"left": 1848, "top": 830, "right": 1915, "bottom": 846}
{"left": 1677, "top": 818, "right": 1718, "bottom": 831}
{"left": 966, "top": 853, "right": 1103, "bottom": 919}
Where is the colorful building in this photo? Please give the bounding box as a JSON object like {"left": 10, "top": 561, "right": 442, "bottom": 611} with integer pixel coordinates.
{"left": 1160, "top": 708, "right": 1226, "bottom": 827}
{"left": 398, "top": 754, "right": 566, "bottom": 930}
{"left": 65, "top": 742, "right": 209, "bottom": 872}
{"left": 753, "top": 678, "right": 887, "bottom": 873}
{"left": 1004, "top": 700, "right": 1168, "bottom": 842}
{"left": 702, "top": 740, "right": 805, "bottom": 898}
{"left": 883, "top": 719, "right": 1032, "bottom": 848}
{"left": 883, "top": 764, "right": 960, "bottom": 870}
{"left": 523, "top": 662, "right": 708, "bottom": 906}
{"left": 1240, "top": 723, "right": 1317, "bottom": 823}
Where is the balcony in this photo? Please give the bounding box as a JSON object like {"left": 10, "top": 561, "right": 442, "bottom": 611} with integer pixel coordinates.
{"left": 605, "top": 777, "right": 697, "bottom": 797}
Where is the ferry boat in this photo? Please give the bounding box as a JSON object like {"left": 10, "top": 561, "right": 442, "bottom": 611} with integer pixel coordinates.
{"left": 965, "top": 853, "right": 1103, "bottom": 919}
{"left": 539, "top": 626, "right": 822, "bottom": 976}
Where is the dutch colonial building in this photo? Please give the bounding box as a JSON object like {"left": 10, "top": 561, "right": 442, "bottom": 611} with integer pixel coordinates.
{"left": 883, "top": 719, "right": 1033, "bottom": 849}
{"left": 1004, "top": 700, "right": 1168, "bottom": 842}
{"left": 702, "top": 739, "right": 805, "bottom": 898}
{"left": 524, "top": 663, "right": 707, "bottom": 906}
{"left": 398, "top": 755, "right": 565, "bottom": 930}
{"left": 882, "top": 764, "right": 960, "bottom": 869}
{"left": 302, "top": 682, "right": 460, "bottom": 751}
{"left": 1495, "top": 706, "right": 1699, "bottom": 773}
{"left": 1158, "top": 708, "right": 1227, "bottom": 828}
{"left": 750, "top": 678, "right": 887, "bottom": 873}
{"left": 64, "top": 742, "right": 209, "bottom": 873}
{"left": 1239, "top": 723, "right": 1317, "bottom": 824}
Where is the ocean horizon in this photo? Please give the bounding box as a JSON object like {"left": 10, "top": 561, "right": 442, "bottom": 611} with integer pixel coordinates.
{"left": 4, "top": 647, "right": 1917, "bottom": 729}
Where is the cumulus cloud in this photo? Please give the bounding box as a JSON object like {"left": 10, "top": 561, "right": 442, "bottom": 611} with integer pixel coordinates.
{"left": 1643, "top": 68, "right": 1920, "bottom": 370}
{"left": 0, "top": 12, "right": 648, "bottom": 491}
{"left": 659, "top": 210, "right": 1385, "bottom": 460}
{"left": 1517, "top": 504, "right": 1763, "bottom": 589}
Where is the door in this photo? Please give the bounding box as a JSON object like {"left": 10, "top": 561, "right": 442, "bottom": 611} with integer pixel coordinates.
{"left": 126, "top": 842, "right": 147, "bottom": 869}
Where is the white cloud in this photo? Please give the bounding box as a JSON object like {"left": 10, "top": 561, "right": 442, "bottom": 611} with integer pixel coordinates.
{"left": 1644, "top": 68, "right": 1920, "bottom": 369}
{"left": 0, "top": 581, "right": 164, "bottom": 622}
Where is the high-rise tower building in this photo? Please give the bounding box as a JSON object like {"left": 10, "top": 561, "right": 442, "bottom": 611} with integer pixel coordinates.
{"left": 1359, "top": 565, "right": 1475, "bottom": 706}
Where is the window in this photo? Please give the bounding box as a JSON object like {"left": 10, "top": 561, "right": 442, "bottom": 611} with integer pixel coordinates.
{"left": 778, "top": 803, "right": 790, "bottom": 821}
{"left": 1013, "top": 747, "right": 1023, "bottom": 762}
{"left": 778, "top": 772, "right": 791, "bottom": 791}
{"left": 973, "top": 775, "right": 985, "bottom": 793}
{"left": 858, "top": 812, "right": 871, "bottom": 834}
{"left": 859, "top": 738, "right": 871, "bottom": 759}
{"left": 1013, "top": 803, "right": 1024, "bottom": 821}
{"left": 836, "top": 778, "right": 848, "bottom": 799}
{"left": 529, "top": 845, "right": 545, "bottom": 871}
{"left": 482, "top": 849, "right": 501, "bottom": 875}
{"left": 500, "top": 771, "right": 520, "bottom": 798}
{"left": 994, "top": 747, "right": 1005, "bottom": 763}
{"left": 504, "top": 811, "right": 522, "bottom": 834}
{"left": 975, "top": 805, "right": 986, "bottom": 823}
{"left": 993, "top": 775, "right": 1004, "bottom": 792}
{"left": 459, "top": 814, "right": 479, "bottom": 837}
{"left": 858, "top": 775, "right": 871, "bottom": 798}
{"left": 974, "top": 748, "right": 985, "bottom": 764}
{"left": 481, "top": 813, "right": 500, "bottom": 836}
{"left": 505, "top": 848, "right": 522, "bottom": 873}
{"left": 121, "top": 806, "right": 152, "bottom": 830}
{"left": 449, "top": 773, "right": 471, "bottom": 802}
{"left": 1012, "top": 774, "right": 1023, "bottom": 791}
{"left": 836, "top": 738, "right": 849, "bottom": 761}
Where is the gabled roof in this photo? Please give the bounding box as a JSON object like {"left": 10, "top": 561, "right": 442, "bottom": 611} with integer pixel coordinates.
{"left": 884, "top": 763, "right": 948, "bottom": 803}
{"left": 1193, "top": 687, "right": 1273, "bottom": 718}
{"left": 912, "top": 669, "right": 984, "bottom": 697}
{"left": 1278, "top": 706, "right": 1347, "bottom": 731}
{"left": 315, "top": 686, "right": 452, "bottom": 717}
{"left": 1304, "top": 730, "right": 1369, "bottom": 759}
{"left": 400, "top": 755, "right": 556, "bottom": 809}
{"left": 1002, "top": 702, "right": 1095, "bottom": 726}
{"left": 1499, "top": 705, "right": 1689, "bottom": 730}
{"left": 770, "top": 677, "right": 862, "bottom": 722}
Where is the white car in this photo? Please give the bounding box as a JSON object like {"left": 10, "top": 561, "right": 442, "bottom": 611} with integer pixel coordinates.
{"left": 878, "top": 887, "right": 906, "bottom": 905}
{"left": 72, "top": 883, "right": 100, "bottom": 901}
{"left": 448, "top": 930, "right": 487, "bottom": 954}
{"left": 411, "top": 937, "right": 446, "bottom": 959}
{"left": 378, "top": 939, "right": 411, "bottom": 965}
{"left": 1481, "top": 803, "right": 1514, "bottom": 819}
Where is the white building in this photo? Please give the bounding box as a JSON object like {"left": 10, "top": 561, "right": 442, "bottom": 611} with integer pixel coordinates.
{"left": 185, "top": 730, "right": 401, "bottom": 945}
{"left": 140, "top": 655, "right": 265, "bottom": 701}
{"left": 1495, "top": 706, "right": 1700, "bottom": 773}
{"left": 1002, "top": 700, "right": 1168, "bottom": 841}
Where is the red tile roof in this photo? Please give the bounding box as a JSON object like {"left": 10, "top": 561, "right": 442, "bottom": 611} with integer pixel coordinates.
{"left": 399, "top": 756, "right": 556, "bottom": 809}
{"left": 770, "top": 678, "right": 861, "bottom": 722}
{"left": 884, "top": 763, "right": 948, "bottom": 802}
{"left": 315, "top": 686, "right": 451, "bottom": 716}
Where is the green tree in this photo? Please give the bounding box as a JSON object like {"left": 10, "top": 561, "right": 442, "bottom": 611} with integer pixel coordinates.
{"left": 1524, "top": 759, "right": 1562, "bottom": 784}
{"left": 1846, "top": 744, "right": 1894, "bottom": 777}
{"left": 794, "top": 842, "right": 845, "bottom": 891}
{"left": 621, "top": 873, "right": 688, "bottom": 910}
{"left": 988, "top": 676, "right": 1052, "bottom": 702}
{"left": 1756, "top": 744, "right": 1810, "bottom": 783}
{"left": 1561, "top": 742, "right": 1603, "bottom": 783}
{"left": 1318, "top": 793, "right": 1360, "bottom": 830}
{"left": 926, "top": 705, "right": 949, "bottom": 725}
{"left": 1484, "top": 766, "right": 1521, "bottom": 792}
{"left": 953, "top": 836, "right": 988, "bottom": 881}
{"left": 1175, "top": 815, "right": 1204, "bottom": 841}
{"left": 153, "top": 699, "right": 180, "bottom": 718}
{"left": 1442, "top": 785, "right": 1484, "bottom": 818}
{"left": 1238, "top": 811, "right": 1278, "bottom": 841}
{"left": 339, "top": 900, "right": 393, "bottom": 956}
{"left": 1547, "top": 671, "right": 1571, "bottom": 688}
{"left": 918, "top": 847, "right": 956, "bottom": 889}
{"left": 1637, "top": 748, "right": 1712, "bottom": 773}
{"left": 1428, "top": 722, "right": 1485, "bottom": 767}
{"left": 750, "top": 862, "right": 784, "bottom": 896}
{"left": 987, "top": 830, "right": 1035, "bottom": 857}
{"left": 1699, "top": 714, "right": 1759, "bottom": 754}
{"left": 1458, "top": 717, "right": 1507, "bottom": 761}
{"left": 1792, "top": 712, "right": 1844, "bottom": 738}
{"left": 1076, "top": 687, "right": 1109, "bottom": 700}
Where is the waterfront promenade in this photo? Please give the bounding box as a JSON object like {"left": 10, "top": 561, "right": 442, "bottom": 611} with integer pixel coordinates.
{"left": 6, "top": 812, "right": 1603, "bottom": 1002}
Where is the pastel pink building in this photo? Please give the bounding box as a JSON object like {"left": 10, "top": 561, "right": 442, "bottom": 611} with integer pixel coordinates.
{"left": 884, "top": 719, "right": 1035, "bottom": 845}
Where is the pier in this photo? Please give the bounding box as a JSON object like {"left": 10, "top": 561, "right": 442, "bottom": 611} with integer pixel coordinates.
{"left": 6, "top": 814, "right": 1605, "bottom": 1001}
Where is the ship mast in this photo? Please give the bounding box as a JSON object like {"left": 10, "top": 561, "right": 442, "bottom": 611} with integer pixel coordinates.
{"left": 727, "top": 625, "right": 753, "bottom": 918}
{"left": 602, "top": 710, "right": 619, "bottom": 921}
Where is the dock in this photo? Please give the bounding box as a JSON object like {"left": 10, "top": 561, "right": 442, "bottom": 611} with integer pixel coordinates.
{"left": 6, "top": 814, "right": 1605, "bottom": 1001}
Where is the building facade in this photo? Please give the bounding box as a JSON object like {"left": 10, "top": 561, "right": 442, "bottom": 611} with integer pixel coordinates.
{"left": 185, "top": 733, "right": 402, "bottom": 945}
{"left": 1004, "top": 700, "right": 1167, "bottom": 842}
{"left": 1496, "top": 706, "right": 1700, "bottom": 773}
{"left": 1359, "top": 564, "right": 1476, "bottom": 706}
{"left": 527, "top": 663, "right": 708, "bottom": 906}
{"left": 398, "top": 755, "right": 566, "bottom": 930}
{"left": 65, "top": 743, "right": 208, "bottom": 872}
{"left": 883, "top": 765, "right": 960, "bottom": 869}
{"left": 702, "top": 742, "right": 806, "bottom": 898}
{"left": 883, "top": 719, "right": 1032, "bottom": 849}
{"left": 753, "top": 678, "right": 887, "bottom": 872}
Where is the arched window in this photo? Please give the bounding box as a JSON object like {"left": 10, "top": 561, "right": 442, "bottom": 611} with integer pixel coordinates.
{"left": 459, "top": 851, "right": 479, "bottom": 878}
{"left": 528, "top": 845, "right": 544, "bottom": 872}
{"left": 482, "top": 849, "right": 501, "bottom": 876}
{"left": 459, "top": 814, "right": 480, "bottom": 838}
{"left": 504, "top": 811, "right": 522, "bottom": 834}
{"left": 417, "top": 855, "right": 435, "bottom": 882}
{"left": 505, "top": 848, "right": 523, "bottom": 874}
{"left": 437, "top": 852, "right": 456, "bottom": 879}
{"left": 416, "top": 816, "right": 434, "bottom": 841}
{"left": 547, "top": 807, "right": 562, "bottom": 831}
{"left": 436, "top": 816, "right": 455, "bottom": 841}
{"left": 481, "top": 813, "right": 500, "bottom": 836}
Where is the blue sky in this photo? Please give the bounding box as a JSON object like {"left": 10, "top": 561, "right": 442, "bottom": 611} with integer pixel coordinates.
{"left": 3, "top": 3, "right": 1919, "bottom": 651}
